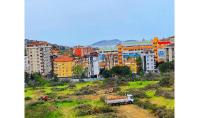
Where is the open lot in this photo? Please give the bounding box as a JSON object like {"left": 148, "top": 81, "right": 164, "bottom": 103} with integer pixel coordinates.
{"left": 25, "top": 80, "right": 174, "bottom": 118}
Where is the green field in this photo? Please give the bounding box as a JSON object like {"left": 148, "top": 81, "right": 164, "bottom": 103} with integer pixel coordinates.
{"left": 25, "top": 80, "right": 174, "bottom": 118}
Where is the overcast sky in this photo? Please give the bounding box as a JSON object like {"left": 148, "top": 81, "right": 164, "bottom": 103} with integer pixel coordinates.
{"left": 25, "top": 0, "right": 174, "bottom": 46}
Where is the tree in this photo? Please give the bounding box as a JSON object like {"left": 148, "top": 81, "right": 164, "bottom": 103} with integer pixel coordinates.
{"left": 135, "top": 56, "right": 143, "bottom": 75}
{"left": 111, "top": 66, "right": 131, "bottom": 77}
{"left": 72, "top": 65, "right": 85, "bottom": 79}
{"left": 52, "top": 74, "right": 59, "bottom": 82}
{"left": 101, "top": 69, "right": 112, "bottom": 78}
{"left": 158, "top": 61, "right": 174, "bottom": 73}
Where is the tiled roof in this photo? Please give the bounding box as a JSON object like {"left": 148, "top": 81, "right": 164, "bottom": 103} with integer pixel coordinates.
{"left": 54, "top": 56, "right": 73, "bottom": 62}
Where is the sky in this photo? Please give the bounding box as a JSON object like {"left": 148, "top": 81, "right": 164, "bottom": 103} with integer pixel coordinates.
{"left": 25, "top": 0, "right": 174, "bottom": 46}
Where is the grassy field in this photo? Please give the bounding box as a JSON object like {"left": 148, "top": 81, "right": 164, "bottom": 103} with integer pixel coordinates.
{"left": 120, "top": 81, "right": 158, "bottom": 92}
{"left": 25, "top": 80, "right": 174, "bottom": 118}
{"left": 144, "top": 89, "right": 174, "bottom": 109}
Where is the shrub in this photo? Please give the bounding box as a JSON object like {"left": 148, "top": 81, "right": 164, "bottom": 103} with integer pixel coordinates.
{"left": 25, "top": 96, "right": 32, "bottom": 100}
{"left": 74, "top": 104, "right": 114, "bottom": 116}
{"left": 143, "top": 83, "right": 160, "bottom": 90}
{"left": 142, "top": 72, "right": 160, "bottom": 81}
{"left": 158, "top": 61, "right": 174, "bottom": 73}
{"left": 68, "top": 82, "right": 76, "bottom": 88}
{"left": 155, "top": 89, "right": 174, "bottom": 99}
{"left": 127, "top": 89, "right": 147, "bottom": 98}
{"left": 98, "top": 106, "right": 114, "bottom": 113}
{"left": 51, "top": 87, "right": 66, "bottom": 91}
{"left": 46, "top": 92, "right": 57, "bottom": 99}
{"left": 134, "top": 99, "right": 174, "bottom": 118}
{"left": 29, "top": 101, "right": 45, "bottom": 107}
{"left": 74, "top": 86, "right": 96, "bottom": 95}
{"left": 74, "top": 104, "right": 93, "bottom": 116}
{"left": 159, "top": 72, "right": 174, "bottom": 87}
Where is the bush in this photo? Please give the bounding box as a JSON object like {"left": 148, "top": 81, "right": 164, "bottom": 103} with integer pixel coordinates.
{"left": 102, "top": 69, "right": 113, "bottom": 78}
{"left": 133, "top": 99, "right": 174, "bottom": 118}
{"left": 74, "top": 86, "right": 96, "bottom": 95}
{"left": 25, "top": 96, "right": 32, "bottom": 100}
{"left": 159, "top": 72, "right": 174, "bottom": 87}
{"left": 74, "top": 104, "right": 114, "bottom": 116}
{"left": 158, "top": 61, "right": 174, "bottom": 73}
{"left": 46, "top": 92, "right": 57, "bottom": 99}
{"left": 155, "top": 89, "right": 174, "bottom": 99}
{"left": 68, "top": 82, "right": 76, "bottom": 88}
{"left": 142, "top": 72, "right": 160, "bottom": 81}
{"left": 127, "top": 89, "right": 147, "bottom": 98}
{"left": 74, "top": 104, "right": 93, "bottom": 116}
{"left": 51, "top": 87, "right": 66, "bottom": 91}
{"left": 143, "top": 83, "right": 160, "bottom": 90}
{"left": 98, "top": 106, "right": 114, "bottom": 113}
{"left": 29, "top": 101, "right": 45, "bottom": 107}
{"left": 25, "top": 101, "right": 63, "bottom": 118}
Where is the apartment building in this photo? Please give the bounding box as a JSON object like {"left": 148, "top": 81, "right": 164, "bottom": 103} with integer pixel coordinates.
{"left": 165, "top": 44, "right": 175, "bottom": 62}
{"left": 53, "top": 56, "right": 74, "bottom": 78}
{"left": 24, "top": 56, "right": 31, "bottom": 74}
{"left": 98, "top": 46, "right": 118, "bottom": 70}
{"left": 141, "top": 50, "right": 156, "bottom": 72}
{"left": 87, "top": 52, "right": 100, "bottom": 78}
{"left": 26, "top": 41, "right": 52, "bottom": 76}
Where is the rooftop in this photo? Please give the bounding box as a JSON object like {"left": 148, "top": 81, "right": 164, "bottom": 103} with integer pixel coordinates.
{"left": 53, "top": 56, "right": 74, "bottom": 62}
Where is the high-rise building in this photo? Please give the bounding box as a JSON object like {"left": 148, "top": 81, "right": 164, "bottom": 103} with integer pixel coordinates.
{"left": 141, "top": 50, "right": 156, "bottom": 72}
{"left": 24, "top": 56, "right": 31, "bottom": 74}
{"left": 26, "top": 41, "right": 52, "bottom": 76}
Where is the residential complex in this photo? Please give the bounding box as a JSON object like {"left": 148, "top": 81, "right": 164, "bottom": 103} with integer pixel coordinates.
{"left": 25, "top": 36, "right": 174, "bottom": 79}
{"left": 25, "top": 41, "right": 52, "bottom": 76}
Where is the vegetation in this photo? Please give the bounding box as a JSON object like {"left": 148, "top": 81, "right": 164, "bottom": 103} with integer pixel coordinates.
{"left": 101, "top": 69, "right": 112, "bottom": 78}
{"left": 72, "top": 65, "right": 85, "bottom": 79}
{"left": 134, "top": 99, "right": 174, "bottom": 118}
{"left": 25, "top": 72, "right": 48, "bottom": 88}
{"left": 159, "top": 72, "right": 174, "bottom": 87}
{"left": 136, "top": 56, "right": 144, "bottom": 76}
{"left": 111, "top": 66, "right": 132, "bottom": 78}
{"left": 158, "top": 61, "right": 174, "bottom": 73}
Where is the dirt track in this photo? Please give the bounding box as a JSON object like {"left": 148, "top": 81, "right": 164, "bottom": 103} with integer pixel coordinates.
{"left": 116, "top": 104, "right": 157, "bottom": 118}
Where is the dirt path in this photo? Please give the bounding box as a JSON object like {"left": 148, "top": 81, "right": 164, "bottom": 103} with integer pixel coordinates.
{"left": 116, "top": 105, "right": 157, "bottom": 118}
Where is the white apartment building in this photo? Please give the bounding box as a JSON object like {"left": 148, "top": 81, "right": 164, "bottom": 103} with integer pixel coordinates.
{"left": 26, "top": 43, "right": 52, "bottom": 76}
{"left": 24, "top": 56, "right": 31, "bottom": 74}
{"left": 87, "top": 53, "right": 100, "bottom": 78}
{"left": 141, "top": 50, "right": 156, "bottom": 72}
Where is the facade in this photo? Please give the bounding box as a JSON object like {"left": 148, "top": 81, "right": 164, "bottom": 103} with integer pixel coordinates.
{"left": 141, "top": 50, "right": 156, "bottom": 72}
{"left": 123, "top": 57, "right": 138, "bottom": 74}
{"left": 165, "top": 44, "right": 175, "bottom": 62}
{"left": 26, "top": 41, "right": 52, "bottom": 76}
{"left": 98, "top": 46, "right": 118, "bottom": 70}
{"left": 53, "top": 56, "right": 74, "bottom": 78}
{"left": 73, "top": 46, "right": 95, "bottom": 57}
{"left": 87, "top": 52, "right": 100, "bottom": 77}
{"left": 24, "top": 56, "right": 31, "bottom": 74}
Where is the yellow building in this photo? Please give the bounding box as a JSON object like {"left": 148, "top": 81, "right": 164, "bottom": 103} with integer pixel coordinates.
{"left": 53, "top": 56, "right": 74, "bottom": 78}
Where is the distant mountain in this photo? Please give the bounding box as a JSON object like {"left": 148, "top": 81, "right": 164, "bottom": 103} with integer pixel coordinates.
{"left": 123, "top": 40, "right": 138, "bottom": 43}
{"left": 91, "top": 39, "right": 122, "bottom": 47}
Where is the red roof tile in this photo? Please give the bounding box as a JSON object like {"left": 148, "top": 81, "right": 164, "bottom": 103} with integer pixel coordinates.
{"left": 54, "top": 56, "right": 73, "bottom": 62}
